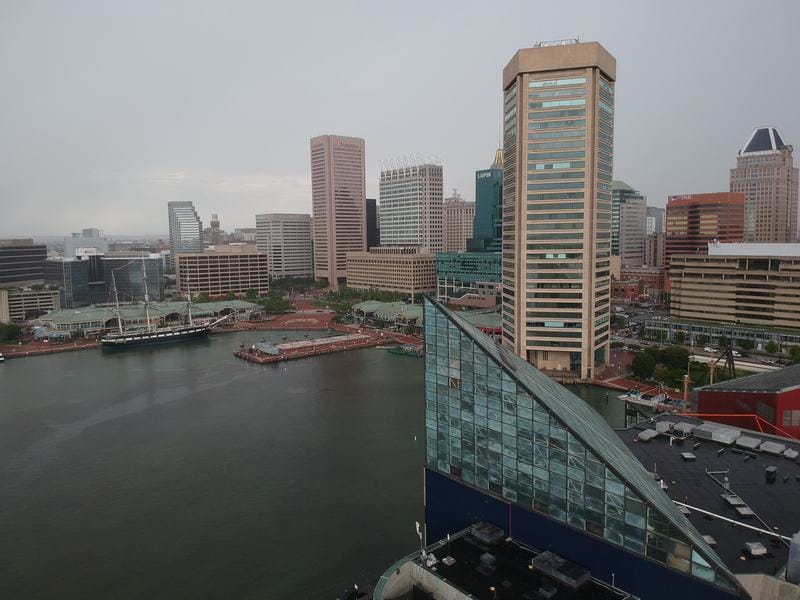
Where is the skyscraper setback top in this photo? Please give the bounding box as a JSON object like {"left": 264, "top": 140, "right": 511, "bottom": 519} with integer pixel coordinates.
{"left": 167, "top": 201, "right": 203, "bottom": 269}
{"left": 310, "top": 135, "right": 366, "bottom": 289}
{"left": 730, "top": 126, "right": 798, "bottom": 243}
{"left": 501, "top": 41, "right": 615, "bottom": 380}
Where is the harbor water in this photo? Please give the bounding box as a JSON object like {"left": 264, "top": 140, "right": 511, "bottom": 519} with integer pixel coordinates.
{"left": 0, "top": 331, "right": 623, "bottom": 598}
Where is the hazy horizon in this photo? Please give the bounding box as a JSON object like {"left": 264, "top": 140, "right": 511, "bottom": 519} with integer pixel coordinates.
{"left": 2, "top": 0, "right": 798, "bottom": 237}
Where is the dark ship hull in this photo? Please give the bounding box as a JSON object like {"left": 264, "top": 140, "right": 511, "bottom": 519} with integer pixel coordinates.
{"left": 101, "top": 325, "right": 210, "bottom": 348}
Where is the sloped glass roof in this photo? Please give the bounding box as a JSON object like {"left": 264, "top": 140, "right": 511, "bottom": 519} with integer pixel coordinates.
{"left": 424, "top": 296, "right": 747, "bottom": 597}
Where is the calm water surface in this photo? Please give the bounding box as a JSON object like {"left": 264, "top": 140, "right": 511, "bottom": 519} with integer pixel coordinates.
{"left": 0, "top": 331, "right": 424, "bottom": 599}
{"left": 0, "top": 332, "right": 623, "bottom": 599}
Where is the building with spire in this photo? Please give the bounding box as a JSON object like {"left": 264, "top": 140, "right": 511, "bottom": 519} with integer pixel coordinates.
{"left": 468, "top": 150, "right": 503, "bottom": 253}
{"left": 730, "top": 127, "right": 799, "bottom": 243}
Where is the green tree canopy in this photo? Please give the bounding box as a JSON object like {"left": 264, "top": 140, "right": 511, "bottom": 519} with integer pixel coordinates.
{"left": 765, "top": 340, "right": 778, "bottom": 354}
{"left": 632, "top": 352, "right": 656, "bottom": 379}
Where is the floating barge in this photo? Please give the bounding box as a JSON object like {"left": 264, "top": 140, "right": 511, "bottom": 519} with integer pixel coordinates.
{"left": 234, "top": 332, "right": 385, "bottom": 364}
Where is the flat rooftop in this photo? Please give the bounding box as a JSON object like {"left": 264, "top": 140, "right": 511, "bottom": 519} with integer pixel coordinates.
{"left": 417, "top": 529, "right": 628, "bottom": 600}
{"left": 698, "top": 363, "right": 800, "bottom": 394}
{"left": 621, "top": 416, "right": 800, "bottom": 576}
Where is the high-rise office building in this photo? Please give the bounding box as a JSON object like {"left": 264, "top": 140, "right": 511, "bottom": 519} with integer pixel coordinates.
{"left": 310, "top": 135, "right": 366, "bottom": 289}
{"left": 0, "top": 239, "right": 47, "bottom": 286}
{"left": 645, "top": 232, "right": 666, "bottom": 267}
{"left": 665, "top": 193, "right": 744, "bottom": 267}
{"left": 611, "top": 181, "right": 646, "bottom": 266}
{"left": 468, "top": 150, "right": 504, "bottom": 252}
{"left": 176, "top": 247, "right": 269, "bottom": 297}
{"left": 646, "top": 206, "right": 665, "bottom": 235}
{"left": 255, "top": 213, "right": 313, "bottom": 279}
{"left": 379, "top": 160, "right": 443, "bottom": 253}
{"left": 366, "top": 198, "right": 380, "bottom": 249}
{"left": 501, "top": 40, "right": 615, "bottom": 379}
{"left": 730, "top": 127, "right": 799, "bottom": 243}
{"left": 442, "top": 191, "right": 475, "bottom": 253}
{"left": 64, "top": 229, "right": 108, "bottom": 258}
{"left": 101, "top": 256, "right": 165, "bottom": 303}
{"left": 44, "top": 258, "right": 90, "bottom": 308}
{"left": 167, "top": 201, "right": 203, "bottom": 270}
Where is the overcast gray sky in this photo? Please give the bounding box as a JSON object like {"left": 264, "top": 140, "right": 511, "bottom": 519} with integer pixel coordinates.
{"left": 1, "top": 0, "right": 798, "bottom": 237}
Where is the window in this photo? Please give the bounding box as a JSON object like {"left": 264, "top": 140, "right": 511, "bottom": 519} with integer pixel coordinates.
{"left": 783, "top": 410, "right": 800, "bottom": 427}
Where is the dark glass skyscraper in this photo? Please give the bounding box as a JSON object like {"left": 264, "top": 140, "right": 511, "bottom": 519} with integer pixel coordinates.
{"left": 366, "top": 198, "right": 380, "bottom": 249}
{"left": 468, "top": 150, "right": 503, "bottom": 253}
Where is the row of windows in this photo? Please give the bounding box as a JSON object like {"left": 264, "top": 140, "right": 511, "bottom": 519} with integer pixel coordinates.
{"left": 529, "top": 77, "right": 587, "bottom": 88}
{"left": 528, "top": 87, "right": 586, "bottom": 99}
{"left": 529, "top": 128, "right": 586, "bottom": 140}
{"left": 529, "top": 140, "right": 585, "bottom": 151}
{"left": 529, "top": 118, "right": 586, "bottom": 130}
{"left": 530, "top": 160, "right": 585, "bottom": 171}
{"left": 529, "top": 98, "right": 586, "bottom": 109}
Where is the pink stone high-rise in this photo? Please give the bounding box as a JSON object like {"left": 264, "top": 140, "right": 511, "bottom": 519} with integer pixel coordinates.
{"left": 310, "top": 135, "right": 366, "bottom": 288}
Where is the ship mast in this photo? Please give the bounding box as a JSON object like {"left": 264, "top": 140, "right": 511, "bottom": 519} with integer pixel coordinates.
{"left": 111, "top": 271, "right": 124, "bottom": 334}
{"left": 141, "top": 256, "right": 152, "bottom": 333}
{"left": 187, "top": 282, "right": 194, "bottom": 326}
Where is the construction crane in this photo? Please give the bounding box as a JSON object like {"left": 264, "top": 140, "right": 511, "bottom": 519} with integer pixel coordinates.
{"left": 708, "top": 345, "right": 736, "bottom": 385}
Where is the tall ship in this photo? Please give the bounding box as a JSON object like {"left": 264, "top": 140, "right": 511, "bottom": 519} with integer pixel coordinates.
{"left": 101, "top": 259, "right": 229, "bottom": 349}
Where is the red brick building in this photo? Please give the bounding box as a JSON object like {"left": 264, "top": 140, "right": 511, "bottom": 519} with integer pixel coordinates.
{"left": 697, "top": 364, "right": 800, "bottom": 438}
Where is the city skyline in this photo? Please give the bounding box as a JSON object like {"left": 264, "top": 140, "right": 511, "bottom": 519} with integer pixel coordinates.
{"left": 2, "top": 1, "right": 799, "bottom": 237}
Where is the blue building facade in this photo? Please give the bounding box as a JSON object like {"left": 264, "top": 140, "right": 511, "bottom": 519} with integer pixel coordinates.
{"left": 423, "top": 297, "right": 746, "bottom": 600}
{"left": 467, "top": 151, "right": 503, "bottom": 253}
{"left": 435, "top": 252, "right": 501, "bottom": 303}
{"left": 44, "top": 259, "right": 90, "bottom": 308}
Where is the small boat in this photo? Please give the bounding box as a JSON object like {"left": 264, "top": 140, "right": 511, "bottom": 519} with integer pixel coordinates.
{"left": 388, "top": 345, "right": 424, "bottom": 358}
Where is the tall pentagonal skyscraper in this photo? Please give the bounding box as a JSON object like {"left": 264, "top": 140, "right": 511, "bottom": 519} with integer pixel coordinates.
{"left": 501, "top": 40, "right": 615, "bottom": 380}
{"left": 310, "top": 135, "right": 366, "bottom": 289}
{"left": 730, "top": 127, "right": 799, "bottom": 243}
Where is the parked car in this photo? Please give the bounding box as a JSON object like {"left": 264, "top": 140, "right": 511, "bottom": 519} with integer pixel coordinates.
{"left": 732, "top": 350, "right": 741, "bottom": 358}
{"left": 703, "top": 347, "right": 716, "bottom": 353}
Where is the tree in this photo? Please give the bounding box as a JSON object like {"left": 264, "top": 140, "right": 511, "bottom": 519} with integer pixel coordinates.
{"left": 790, "top": 346, "right": 800, "bottom": 364}
{"left": 673, "top": 330, "right": 685, "bottom": 345}
{"left": 632, "top": 352, "right": 656, "bottom": 380}
{"left": 224, "top": 291, "right": 236, "bottom": 301}
{"left": 696, "top": 334, "right": 708, "bottom": 346}
{"left": 0, "top": 323, "right": 22, "bottom": 342}
{"left": 245, "top": 288, "right": 259, "bottom": 302}
{"left": 719, "top": 334, "right": 729, "bottom": 348}
{"left": 765, "top": 340, "right": 778, "bottom": 354}
{"left": 740, "top": 339, "right": 754, "bottom": 351}
{"left": 195, "top": 292, "right": 210, "bottom": 303}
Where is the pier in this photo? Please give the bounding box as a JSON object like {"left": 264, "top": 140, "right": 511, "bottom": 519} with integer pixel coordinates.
{"left": 233, "top": 332, "right": 389, "bottom": 364}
